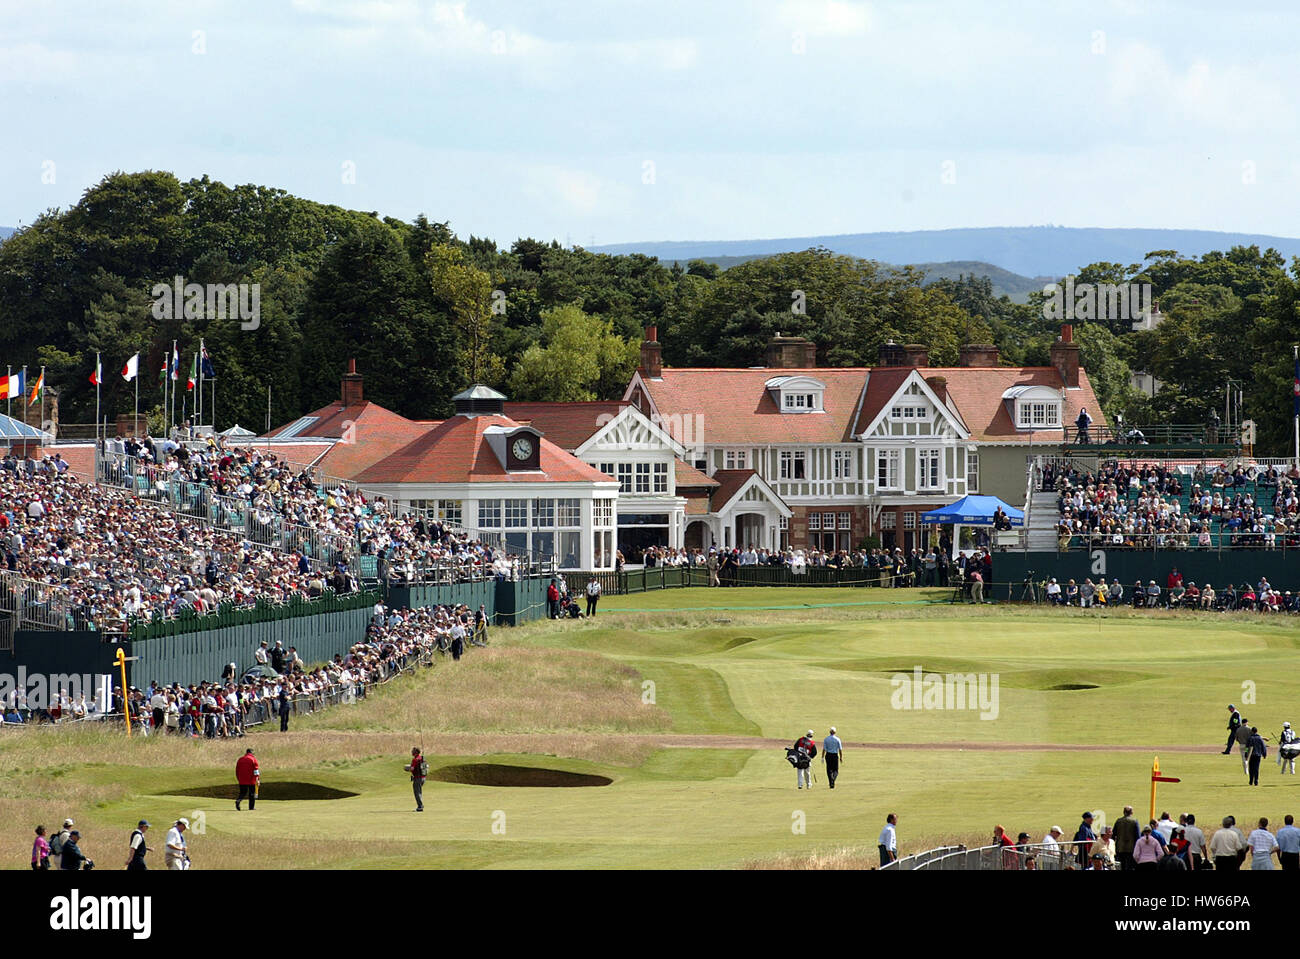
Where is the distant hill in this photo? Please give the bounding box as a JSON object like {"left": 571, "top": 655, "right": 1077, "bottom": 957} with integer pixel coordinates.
{"left": 593, "top": 226, "right": 1300, "bottom": 280}
{"left": 661, "top": 254, "right": 1049, "bottom": 301}
{"left": 0, "top": 227, "right": 13, "bottom": 242}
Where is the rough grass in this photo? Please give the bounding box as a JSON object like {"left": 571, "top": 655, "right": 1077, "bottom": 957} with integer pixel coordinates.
{"left": 303, "top": 646, "right": 672, "bottom": 735}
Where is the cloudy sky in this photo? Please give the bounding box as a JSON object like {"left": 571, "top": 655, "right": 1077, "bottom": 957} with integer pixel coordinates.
{"left": 2, "top": 0, "right": 1298, "bottom": 245}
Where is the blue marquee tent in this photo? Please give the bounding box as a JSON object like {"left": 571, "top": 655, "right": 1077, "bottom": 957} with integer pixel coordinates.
{"left": 920, "top": 495, "right": 1024, "bottom": 527}
{"left": 921, "top": 495, "right": 1024, "bottom": 560}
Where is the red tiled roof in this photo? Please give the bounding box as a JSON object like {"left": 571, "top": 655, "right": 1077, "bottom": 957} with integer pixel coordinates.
{"left": 683, "top": 491, "right": 712, "bottom": 515}
{"left": 503, "top": 402, "right": 627, "bottom": 450}
{"left": 709, "top": 469, "right": 758, "bottom": 510}
{"left": 920, "top": 367, "right": 1106, "bottom": 443}
{"left": 675, "top": 459, "right": 718, "bottom": 489}
{"left": 265, "top": 398, "right": 419, "bottom": 441}
{"left": 852, "top": 368, "right": 915, "bottom": 435}
{"left": 636, "top": 368, "right": 868, "bottom": 445}
{"left": 222, "top": 441, "right": 336, "bottom": 466}
{"left": 354, "top": 414, "right": 614, "bottom": 485}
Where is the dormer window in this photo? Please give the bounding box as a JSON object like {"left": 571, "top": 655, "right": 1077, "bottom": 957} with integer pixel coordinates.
{"left": 767, "top": 375, "right": 825, "bottom": 414}
{"left": 890, "top": 405, "right": 928, "bottom": 420}
{"left": 1003, "top": 385, "right": 1063, "bottom": 430}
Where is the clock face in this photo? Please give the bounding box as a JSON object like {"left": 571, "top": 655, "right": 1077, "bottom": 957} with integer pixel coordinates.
{"left": 511, "top": 437, "right": 534, "bottom": 461}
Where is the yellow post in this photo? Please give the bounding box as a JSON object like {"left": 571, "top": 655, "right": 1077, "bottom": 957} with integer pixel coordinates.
{"left": 115, "top": 647, "right": 131, "bottom": 738}
{"left": 1150, "top": 756, "right": 1158, "bottom": 823}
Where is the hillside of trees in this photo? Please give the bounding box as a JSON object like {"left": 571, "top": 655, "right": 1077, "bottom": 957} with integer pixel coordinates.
{"left": 1, "top": 172, "right": 1297, "bottom": 454}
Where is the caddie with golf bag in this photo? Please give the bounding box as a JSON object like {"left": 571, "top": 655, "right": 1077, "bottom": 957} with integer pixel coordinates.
{"left": 405, "top": 745, "right": 428, "bottom": 812}
{"left": 1279, "top": 722, "right": 1298, "bottom": 775}
{"left": 786, "top": 730, "right": 818, "bottom": 789}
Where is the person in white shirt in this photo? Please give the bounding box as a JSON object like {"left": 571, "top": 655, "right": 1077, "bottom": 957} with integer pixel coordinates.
{"left": 164, "top": 819, "right": 188, "bottom": 870}
{"left": 1182, "top": 814, "right": 1206, "bottom": 869}
{"left": 1155, "top": 813, "right": 1176, "bottom": 843}
{"left": 878, "top": 814, "right": 898, "bottom": 866}
{"left": 1042, "top": 825, "right": 1063, "bottom": 851}
{"left": 254, "top": 641, "right": 269, "bottom": 665}
{"left": 1045, "top": 579, "right": 1062, "bottom": 605}
{"left": 1247, "top": 818, "right": 1279, "bottom": 870}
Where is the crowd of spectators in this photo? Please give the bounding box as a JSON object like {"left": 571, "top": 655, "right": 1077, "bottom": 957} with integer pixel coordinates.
{"left": 1, "top": 601, "right": 486, "bottom": 731}
{"left": 1044, "top": 567, "right": 1300, "bottom": 613}
{"left": 103, "top": 437, "right": 521, "bottom": 584}
{"left": 1047, "top": 460, "right": 1300, "bottom": 552}
{"left": 2, "top": 454, "right": 318, "bottom": 631}
{"left": 639, "top": 541, "right": 990, "bottom": 589}
{"left": 977, "top": 806, "right": 1297, "bottom": 872}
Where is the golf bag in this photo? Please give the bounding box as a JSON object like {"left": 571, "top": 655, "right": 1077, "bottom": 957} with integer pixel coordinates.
{"left": 785, "top": 747, "right": 802, "bottom": 768}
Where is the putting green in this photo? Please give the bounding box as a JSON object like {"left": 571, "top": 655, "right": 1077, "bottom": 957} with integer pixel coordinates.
{"left": 6, "top": 588, "right": 1299, "bottom": 869}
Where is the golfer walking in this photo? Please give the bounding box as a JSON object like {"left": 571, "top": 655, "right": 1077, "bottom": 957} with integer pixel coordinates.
{"left": 235, "top": 748, "right": 260, "bottom": 810}
{"left": 125, "top": 820, "right": 150, "bottom": 871}
{"left": 822, "top": 727, "right": 843, "bottom": 789}
{"left": 164, "top": 818, "right": 189, "bottom": 870}
{"left": 792, "top": 730, "right": 818, "bottom": 789}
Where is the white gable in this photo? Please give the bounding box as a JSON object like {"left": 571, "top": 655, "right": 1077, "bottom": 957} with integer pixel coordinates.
{"left": 576, "top": 404, "right": 686, "bottom": 457}
{"left": 857, "top": 371, "right": 970, "bottom": 440}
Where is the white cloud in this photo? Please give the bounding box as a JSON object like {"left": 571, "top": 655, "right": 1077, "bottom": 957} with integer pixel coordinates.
{"left": 774, "top": 0, "right": 872, "bottom": 37}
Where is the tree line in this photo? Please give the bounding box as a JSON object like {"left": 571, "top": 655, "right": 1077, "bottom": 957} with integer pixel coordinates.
{"left": 1, "top": 172, "right": 1296, "bottom": 453}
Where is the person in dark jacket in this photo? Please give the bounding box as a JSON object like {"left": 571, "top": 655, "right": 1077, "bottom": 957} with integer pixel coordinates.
{"left": 60, "top": 831, "right": 88, "bottom": 870}
{"left": 1223, "top": 704, "right": 1242, "bottom": 754}
{"left": 1247, "top": 727, "right": 1267, "bottom": 785}
{"left": 1073, "top": 812, "right": 1097, "bottom": 866}
{"left": 278, "top": 687, "right": 291, "bottom": 732}
{"left": 125, "top": 821, "right": 149, "bottom": 870}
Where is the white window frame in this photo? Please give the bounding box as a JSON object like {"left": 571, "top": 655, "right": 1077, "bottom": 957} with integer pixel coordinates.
{"left": 1016, "top": 400, "right": 1061, "bottom": 429}
{"left": 918, "top": 448, "right": 942, "bottom": 491}
{"left": 652, "top": 462, "right": 669, "bottom": 493}
{"left": 832, "top": 448, "right": 853, "bottom": 480}
{"left": 808, "top": 512, "right": 821, "bottom": 530}
{"left": 880, "top": 511, "right": 897, "bottom": 530}
{"left": 966, "top": 452, "right": 979, "bottom": 492}
{"left": 724, "top": 449, "right": 749, "bottom": 470}
{"left": 635, "top": 462, "right": 651, "bottom": 493}
{"left": 779, "top": 450, "right": 807, "bottom": 480}
{"left": 876, "top": 449, "right": 901, "bottom": 490}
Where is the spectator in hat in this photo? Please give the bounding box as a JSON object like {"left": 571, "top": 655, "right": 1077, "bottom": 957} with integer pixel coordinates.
{"left": 1073, "top": 812, "right": 1097, "bottom": 866}
{"left": 126, "top": 820, "right": 149, "bottom": 870}
{"left": 164, "top": 819, "right": 188, "bottom": 870}
{"left": 59, "top": 830, "right": 88, "bottom": 870}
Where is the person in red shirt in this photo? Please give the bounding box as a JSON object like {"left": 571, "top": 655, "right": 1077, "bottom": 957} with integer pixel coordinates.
{"left": 235, "top": 748, "right": 260, "bottom": 810}
{"left": 993, "top": 824, "right": 1019, "bottom": 869}
{"left": 1166, "top": 567, "right": 1183, "bottom": 590}
{"left": 546, "top": 579, "right": 561, "bottom": 619}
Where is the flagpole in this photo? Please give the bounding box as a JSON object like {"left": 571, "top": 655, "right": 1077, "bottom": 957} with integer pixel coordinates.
{"left": 38, "top": 366, "right": 45, "bottom": 443}
{"left": 134, "top": 357, "right": 139, "bottom": 436}
{"left": 1293, "top": 345, "right": 1298, "bottom": 470}
{"left": 94, "top": 352, "right": 101, "bottom": 445}
{"left": 5, "top": 365, "right": 10, "bottom": 420}
{"left": 198, "top": 339, "right": 204, "bottom": 429}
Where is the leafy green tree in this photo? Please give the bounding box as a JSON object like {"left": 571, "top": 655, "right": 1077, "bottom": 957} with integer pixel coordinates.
{"left": 427, "top": 242, "right": 504, "bottom": 388}
{"left": 508, "top": 305, "right": 638, "bottom": 401}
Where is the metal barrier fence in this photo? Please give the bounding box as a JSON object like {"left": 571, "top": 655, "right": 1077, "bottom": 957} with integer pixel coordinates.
{"left": 0, "top": 569, "right": 77, "bottom": 630}
{"left": 890, "top": 843, "right": 1085, "bottom": 871}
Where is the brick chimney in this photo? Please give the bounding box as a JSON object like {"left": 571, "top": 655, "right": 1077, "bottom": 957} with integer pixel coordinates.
{"left": 341, "top": 358, "right": 364, "bottom": 407}
{"left": 765, "top": 333, "right": 817, "bottom": 369}
{"left": 1050, "top": 324, "right": 1080, "bottom": 388}
{"left": 902, "top": 344, "right": 930, "bottom": 368}
{"left": 958, "top": 344, "right": 999, "bottom": 367}
{"left": 878, "top": 341, "right": 905, "bottom": 366}
{"left": 925, "top": 375, "right": 948, "bottom": 404}
{"left": 640, "top": 326, "right": 663, "bottom": 379}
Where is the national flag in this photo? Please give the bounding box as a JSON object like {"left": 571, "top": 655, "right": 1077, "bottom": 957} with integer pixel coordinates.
{"left": 121, "top": 353, "right": 139, "bottom": 381}
{"left": 159, "top": 356, "right": 168, "bottom": 389}
{"left": 170, "top": 345, "right": 180, "bottom": 381}
{"left": 90, "top": 357, "right": 102, "bottom": 387}
{"left": 201, "top": 346, "right": 216, "bottom": 380}
{"left": 28, "top": 369, "right": 43, "bottom": 406}
{"left": 187, "top": 353, "right": 197, "bottom": 391}
{"left": 0, "top": 370, "right": 23, "bottom": 400}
